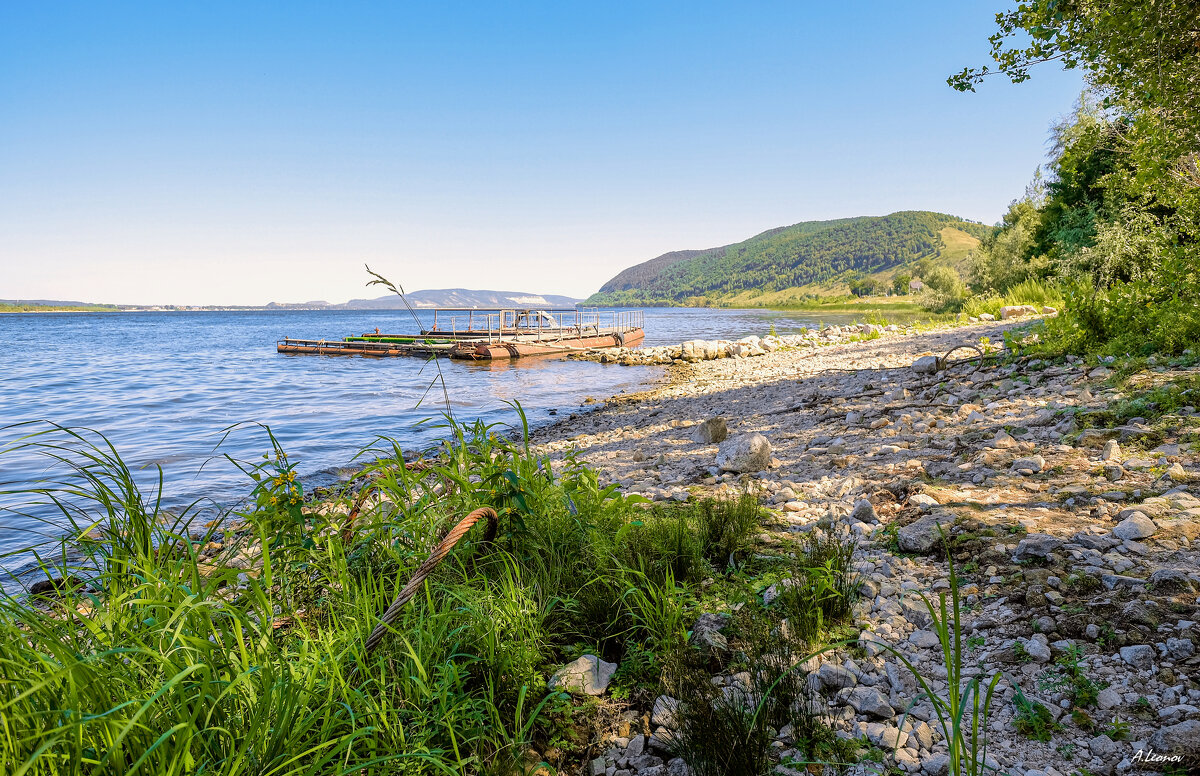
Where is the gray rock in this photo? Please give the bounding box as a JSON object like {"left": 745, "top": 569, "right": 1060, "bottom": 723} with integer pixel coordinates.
{"left": 1011, "top": 454, "right": 1046, "bottom": 473}
{"left": 1113, "top": 512, "right": 1157, "bottom": 540}
{"left": 665, "top": 758, "right": 690, "bottom": 776}
{"left": 1022, "top": 635, "right": 1052, "bottom": 663}
{"left": 689, "top": 612, "right": 730, "bottom": 651}
{"left": 912, "top": 355, "right": 940, "bottom": 374}
{"left": 549, "top": 654, "right": 617, "bottom": 696}
{"left": 846, "top": 686, "right": 894, "bottom": 719}
{"left": 1150, "top": 568, "right": 1196, "bottom": 592}
{"left": 1097, "top": 687, "right": 1122, "bottom": 710}
{"left": 1102, "top": 440, "right": 1121, "bottom": 461}
{"left": 897, "top": 513, "right": 955, "bottom": 554}
{"left": 651, "top": 695, "right": 680, "bottom": 729}
{"left": 850, "top": 498, "right": 879, "bottom": 524}
{"left": 921, "top": 753, "right": 950, "bottom": 776}
{"left": 715, "top": 433, "right": 772, "bottom": 473}
{"left": 1089, "top": 734, "right": 1120, "bottom": 759}
{"left": 1014, "top": 533, "right": 1062, "bottom": 561}
{"left": 909, "top": 630, "right": 942, "bottom": 649}
{"left": 1147, "top": 719, "right": 1200, "bottom": 756}
{"left": 864, "top": 721, "right": 907, "bottom": 748}
{"left": 816, "top": 662, "right": 857, "bottom": 692}
{"left": 1119, "top": 644, "right": 1155, "bottom": 670}
{"left": 1166, "top": 637, "right": 1195, "bottom": 659}
{"left": 1102, "top": 574, "right": 1148, "bottom": 591}
{"left": 691, "top": 417, "right": 728, "bottom": 445}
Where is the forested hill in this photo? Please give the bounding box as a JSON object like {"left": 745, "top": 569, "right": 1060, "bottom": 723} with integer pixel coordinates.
{"left": 586, "top": 211, "right": 990, "bottom": 305}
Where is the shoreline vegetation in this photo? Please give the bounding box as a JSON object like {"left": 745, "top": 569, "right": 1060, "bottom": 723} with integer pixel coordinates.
{"left": 5, "top": 313, "right": 1198, "bottom": 775}
{"left": 5, "top": 1, "right": 1199, "bottom": 771}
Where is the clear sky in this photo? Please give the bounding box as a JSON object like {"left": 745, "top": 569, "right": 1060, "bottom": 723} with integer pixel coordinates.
{"left": 0, "top": 2, "right": 1083, "bottom": 306}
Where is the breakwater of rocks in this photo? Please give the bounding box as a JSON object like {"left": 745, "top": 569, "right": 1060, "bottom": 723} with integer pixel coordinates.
{"left": 570, "top": 322, "right": 898, "bottom": 366}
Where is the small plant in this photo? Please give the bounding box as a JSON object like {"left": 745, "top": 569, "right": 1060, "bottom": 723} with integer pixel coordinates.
{"left": 1013, "top": 687, "right": 1061, "bottom": 742}
{"left": 667, "top": 615, "right": 849, "bottom": 776}
{"left": 693, "top": 493, "right": 764, "bottom": 569}
{"left": 858, "top": 532, "right": 1013, "bottom": 776}
{"left": 1099, "top": 715, "right": 1130, "bottom": 741}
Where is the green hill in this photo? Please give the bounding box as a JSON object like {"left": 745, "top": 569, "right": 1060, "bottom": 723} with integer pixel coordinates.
{"left": 586, "top": 211, "right": 992, "bottom": 306}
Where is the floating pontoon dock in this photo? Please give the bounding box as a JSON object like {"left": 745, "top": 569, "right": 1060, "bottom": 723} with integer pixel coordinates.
{"left": 277, "top": 308, "right": 645, "bottom": 361}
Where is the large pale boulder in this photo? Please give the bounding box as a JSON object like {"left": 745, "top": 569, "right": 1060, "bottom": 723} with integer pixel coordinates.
{"left": 1000, "top": 304, "right": 1039, "bottom": 319}
{"left": 716, "top": 433, "right": 773, "bottom": 472}
{"left": 1113, "top": 512, "right": 1157, "bottom": 540}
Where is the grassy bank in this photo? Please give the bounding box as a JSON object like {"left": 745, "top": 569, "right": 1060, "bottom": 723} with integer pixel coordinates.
{"left": 0, "top": 413, "right": 869, "bottom": 775}
{"left": 0, "top": 303, "right": 119, "bottom": 313}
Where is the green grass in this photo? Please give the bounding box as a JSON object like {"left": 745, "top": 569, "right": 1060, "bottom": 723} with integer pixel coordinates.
{"left": 0, "top": 410, "right": 784, "bottom": 775}
{"left": 0, "top": 416, "right": 1038, "bottom": 776}
{"left": 960, "top": 279, "right": 1065, "bottom": 320}
{"left": 0, "top": 302, "right": 119, "bottom": 313}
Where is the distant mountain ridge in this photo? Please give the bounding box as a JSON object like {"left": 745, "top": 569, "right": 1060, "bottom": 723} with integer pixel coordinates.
{"left": 587, "top": 211, "right": 991, "bottom": 305}
{"left": 267, "top": 288, "right": 581, "bottom": 310}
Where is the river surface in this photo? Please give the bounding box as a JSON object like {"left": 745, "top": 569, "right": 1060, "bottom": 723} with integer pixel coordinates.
{"left": 0, "top": 307, "right": 855, "bottom": 583}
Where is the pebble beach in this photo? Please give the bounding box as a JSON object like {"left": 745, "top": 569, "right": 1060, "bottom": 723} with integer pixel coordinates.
{"left": 530, "top": 317, "right": 1200, "bottom": 776}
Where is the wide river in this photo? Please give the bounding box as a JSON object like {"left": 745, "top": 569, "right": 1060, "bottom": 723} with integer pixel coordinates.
{"left": 0, "top": 307, "right": 855, "bottom": 584}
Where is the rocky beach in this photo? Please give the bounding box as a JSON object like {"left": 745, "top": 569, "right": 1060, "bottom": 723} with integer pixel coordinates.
{"left": 529, "top": 317, "right": 1200, "bottom": 776}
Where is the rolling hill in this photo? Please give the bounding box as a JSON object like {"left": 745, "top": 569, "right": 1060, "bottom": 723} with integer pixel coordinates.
{"left": 267, "top": 289, "right": 581, "bottom": 310}
{"left": 586, "top": 211, "right": 991, "bottom": 306}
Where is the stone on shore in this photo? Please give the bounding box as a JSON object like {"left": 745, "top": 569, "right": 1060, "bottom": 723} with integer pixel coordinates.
{"left": 850, "top": 498, "right": 879, "bottom": 524}
{"left": 897, "top": 513, "right": 954, "bottom": 554}
{"left": 1000, "top": 304, "right": 1039, "bottom": 319}
{"left": 1014, "top": 534, "right": 1062, "bottom": 561}
{"left": 691, "top": 417, "right": 729, "bottom": 444}
{"left": 1010, "top": 454, "right": 1046, "bottom": 473}
{"left": 912, "top": 355, "right": 940, "bottom": 374}
{"left": 549, "top": 655, "right": 617, "bottom": 696}
{"left": 716, "top": 433, "right": 772, "bottom": 472}
{"left": 846, "top": 686, "right": 894, "bottom": 719}
{"left": 1148, "top": 719, "right": 1200, "bottom": 757}
{"left": 1113, "top": 512, "right": 1157, "bottom": 540}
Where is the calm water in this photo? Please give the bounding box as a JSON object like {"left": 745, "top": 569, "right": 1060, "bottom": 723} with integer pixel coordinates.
{"left": 0, "top": 307, "right": 846, "bottom": 582}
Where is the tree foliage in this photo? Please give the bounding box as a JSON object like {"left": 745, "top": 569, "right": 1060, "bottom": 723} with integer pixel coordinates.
{"left": 958, "top": 1, "right": 1200, "bottom": 354}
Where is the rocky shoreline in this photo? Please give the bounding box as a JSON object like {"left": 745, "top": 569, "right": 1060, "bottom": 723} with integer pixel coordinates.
{"left": 530, "top": 318, "right": 1200, "bottom": 776}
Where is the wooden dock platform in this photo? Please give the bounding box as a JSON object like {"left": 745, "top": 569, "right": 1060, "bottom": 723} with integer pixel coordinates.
{"left": 277, "top": 308, "right": 645, "bottom": 361}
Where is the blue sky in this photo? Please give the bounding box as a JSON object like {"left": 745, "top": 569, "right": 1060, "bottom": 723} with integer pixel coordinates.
{"left": 0, "top": 2, "right": 1083, "bottom": 305}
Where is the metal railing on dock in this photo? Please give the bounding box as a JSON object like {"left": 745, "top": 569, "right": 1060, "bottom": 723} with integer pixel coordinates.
{"left": 424, "top": 307, "right": 643, "bottom": 343}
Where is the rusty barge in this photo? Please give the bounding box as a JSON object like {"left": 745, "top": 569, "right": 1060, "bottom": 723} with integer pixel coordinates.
{"left": 277, "top": 308, "right": 645, "bottom": 361}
